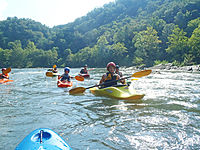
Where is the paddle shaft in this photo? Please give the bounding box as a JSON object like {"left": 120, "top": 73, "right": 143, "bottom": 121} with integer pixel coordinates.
{"left": 69, "top": 70, "right": 152, "bottom": 94}
{"left": 85, "top": 76, "right": 130, "bottom": 90}
{"left": 84, "top": 69, "right": 152, "bottom": 89}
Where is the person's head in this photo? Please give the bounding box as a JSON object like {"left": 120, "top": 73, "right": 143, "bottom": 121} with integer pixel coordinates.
{"left": 116, "top": 65, "right": 119, "bottom": 71}
{"left": 84, "top": 64, "right": 87, "bottom": 69}
{"left": 2, "top": 68, "right": 6, "bottom": 73}
{"left": 107, "top": 62, "right": 116, "bottom": 73}
{"left": 64, "top": 67, "right": 70, "bottom": 74}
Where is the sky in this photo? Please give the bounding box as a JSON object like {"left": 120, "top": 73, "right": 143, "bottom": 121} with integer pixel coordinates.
{"left": 0, "top": 0, "right": 115, "bottom": 27}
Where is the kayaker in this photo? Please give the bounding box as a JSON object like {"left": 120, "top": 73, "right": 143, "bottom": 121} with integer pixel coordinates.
{"left": 0, "top": 68, "right": 9, "bottom": 79}
{"left": 48, "top": 65, "right": 58, "bottom": 73}
{"left": 99, "top": 62, "right": 125, "bottom": 88}
{"left": 115, "top": 65, "right": 123, "bottom": 77}
{"left": 80, "top": 64, "right": 88, "bottom": 74}
{"left": 58, "top": 67, "right": 73, "bottom": 82}
{"left": 52, "top": 66, "right": 58, "bottom": 73}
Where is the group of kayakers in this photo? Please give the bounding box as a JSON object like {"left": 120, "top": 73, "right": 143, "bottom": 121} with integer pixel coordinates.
{"left": 1, "top": 62, "right": 124, "bottom": 88}
{"left": 53, "top": 62, "right": 124, "bottom": 88}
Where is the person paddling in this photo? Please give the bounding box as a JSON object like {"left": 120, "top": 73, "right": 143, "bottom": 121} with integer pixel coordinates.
{"left": 80, "top": 64, "right": 88, "bottom": 74}
{"left": 115, "top": 65, "right": 123, "bottom": 77}
{"left": 52, "top": 66, "right": 58, "bottom": 73}
{"left": 0, "top": 68, "right": 9, "bottom": 79}
{"left": 58, "top": 67, "right": 73, "bottom": 82}
{"left": 99, "top": 62, "right": 125, "bottom": 88}
{"left": 48, "top": 65, "right": 58, "bottom": 73}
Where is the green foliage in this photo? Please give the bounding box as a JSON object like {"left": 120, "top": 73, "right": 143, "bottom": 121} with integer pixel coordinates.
{"left": 0, "top": 0, "right": 200, "bottom": 68}
{"left": 132, "top": 57, "right": 144, "bottom": 66}
{"left": 183, "top": 54, "right": 195, "bottom": 66}
{"left": 172, "top": 60, "right": 182, "bottom": 66}
{"left": 166, "top": 26, "right": 189, "bottom": 62}
{"left": 154, "top": 60, "right": 169, "bottom": 65}
{"left": 133, "top": 27, "right": 161, "bottom": 67}
{"left": 188, "top": 24, "right": 200, "bottom": 63}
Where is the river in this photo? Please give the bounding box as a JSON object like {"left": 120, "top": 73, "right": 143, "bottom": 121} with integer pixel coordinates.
{"left": 0, "top": 68, "right": 200, "bottom": 150}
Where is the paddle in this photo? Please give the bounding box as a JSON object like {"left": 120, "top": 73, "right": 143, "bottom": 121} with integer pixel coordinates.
{"left": 88, "top": 68, "right": 95, "bottom": 71}
{"left": 58, "top": 75, "right": 84, "bottom": 81}
{"left": 75, "top": 75, "right": 84, "bottom": 81}
{"left": 69, "top": 69, "right": 152, "bottom": 94}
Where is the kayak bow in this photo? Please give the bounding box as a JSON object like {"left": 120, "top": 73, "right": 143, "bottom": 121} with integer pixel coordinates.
{"left": 57, "top": 80, "right": 73, "bottom": 88}
{"left": 15, "top": 128, "right": 72, "bottom": 150}
{"left": 0, "top": 79, "right": 13, "bottom": 84}
{"left": 90, "top": 85, "right": 145, "bottom": 100}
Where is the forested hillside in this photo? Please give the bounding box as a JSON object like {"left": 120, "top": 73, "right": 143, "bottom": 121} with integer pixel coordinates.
{"left": 0, "top": 0, "right": 199, "bottom": 68}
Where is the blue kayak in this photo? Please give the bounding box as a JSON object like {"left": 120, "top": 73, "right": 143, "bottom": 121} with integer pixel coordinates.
{"left": 15, "top": 128, "right": 72, "bottom": 150}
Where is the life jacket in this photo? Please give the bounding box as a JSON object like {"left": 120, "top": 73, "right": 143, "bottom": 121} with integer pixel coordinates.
{"left": 80, "top": 69, "right": 88, "bottom": 74}
{"left": 103, "top": 72, "right": 118, "bottom": 87}
{"left": 0, "top": 73, "right": 9, "bottom": 79}
{"left": 52, "top": 69, "right": 58, "bottom": 73}
{"left": 60, "top": 73, "right": 70, "bottom": 81}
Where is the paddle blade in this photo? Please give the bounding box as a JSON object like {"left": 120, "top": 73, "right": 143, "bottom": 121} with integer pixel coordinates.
{"left": 75, "top": 76, "right": 84, "bottom": 81}
{"left": 46, "top": 72, "right": 53, "bottom": 77}
{"left": 131, "top": 70, "right": 152, "bottom": 78}
{"left": 3, "top": 67, "right": 11, "bottom": 74}
{"left": 69, "top": 87, "right": 86, "bottom": 95}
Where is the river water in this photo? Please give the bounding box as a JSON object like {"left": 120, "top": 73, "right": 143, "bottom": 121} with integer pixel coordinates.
{"left": 0, "top": 68, "right": 200, "bottom": 150}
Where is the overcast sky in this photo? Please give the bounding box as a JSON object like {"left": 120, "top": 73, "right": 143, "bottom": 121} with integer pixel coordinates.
{"left": 0, "top": 0, "right": 115, "bottom": 27}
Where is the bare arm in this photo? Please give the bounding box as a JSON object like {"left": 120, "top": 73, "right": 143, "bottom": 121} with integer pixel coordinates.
{"left": 99, "top": 74, "right": 106, "bottom": 84}
{"left": 117, "top": 74, "right": 125, "bottom": 84}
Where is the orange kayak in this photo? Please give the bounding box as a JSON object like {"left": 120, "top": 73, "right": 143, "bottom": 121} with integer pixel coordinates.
{"left": 57, "top": 80, "right": 73, "bottom": 88}
{"left": 0, "top": 79, "right": 13, "bottom": 84}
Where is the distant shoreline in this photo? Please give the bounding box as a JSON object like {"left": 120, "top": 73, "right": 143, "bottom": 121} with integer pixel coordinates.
{"left": 148, "top": 63, "right": 200, "bottom": 72}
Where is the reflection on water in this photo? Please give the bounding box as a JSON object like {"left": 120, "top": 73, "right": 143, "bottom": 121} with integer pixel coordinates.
{"left": 0, "top": 68, "right": 200, "bottom": 149}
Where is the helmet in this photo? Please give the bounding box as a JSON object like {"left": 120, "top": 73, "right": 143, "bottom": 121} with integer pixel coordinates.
{"left": 2, "top": 68, "right": 6, "bottom": 71}
{"left": 84, "top": 64, "right": 88, "bottom": 67}
{"left": 106, "top": 62, "right": 116, "bottom": 71}
{"left": 64, "top": 67, "right": 70, "bottom": 73}
{"left": 116, "top": 65, "right": 119, "bottom": 69}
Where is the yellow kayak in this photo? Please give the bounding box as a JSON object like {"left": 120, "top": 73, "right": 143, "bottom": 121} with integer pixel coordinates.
{"left": 46, "top": 72, "right": 59, "bottom": 77}
{"left": 90, "top": 85, "right": 145, "bottom": 100}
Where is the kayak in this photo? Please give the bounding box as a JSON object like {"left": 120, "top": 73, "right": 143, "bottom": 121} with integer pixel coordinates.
{"left": 57, "top": 80, "right": 73, "bottom": 88}
{"left": 15, "top": 128, "right": 72, "bottom": 150}
{"left": 0, "top": 79, "right": 13, "bottom": 84}
{"left": 46, "top": 71, "right": 60, "bottom": 77}
{"left": 79, "top": 74, "right": 90, "bottom": 78}
{"left": 89, "top": 85, "right": 145, "bottom": 100}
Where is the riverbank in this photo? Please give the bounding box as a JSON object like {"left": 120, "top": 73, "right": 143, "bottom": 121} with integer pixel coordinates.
{"left": 148, "top": 63, "right": 200, "bottom": 72}
{"left": 126, "top": 63, "right": 200, "bottom": 73}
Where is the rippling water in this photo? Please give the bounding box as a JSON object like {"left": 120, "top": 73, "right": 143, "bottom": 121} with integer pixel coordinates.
{"left": 0, "top": 68, "right": 200, "bottom": 150}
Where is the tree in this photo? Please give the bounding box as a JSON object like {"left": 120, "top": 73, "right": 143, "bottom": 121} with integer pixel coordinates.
{"left": 108, "top": 42, "right": 128, "bottom": 65}
{"left": 188, "top": 25, "right": 200, "bottom": 64}
{"left": 0, "top": 48, "right": 11, "bottom": 67}
{"left": 166, "top": 26, "right": 189, "bottom": 62}
{"left": 8, "top": 40, "right": 25, "bottom": 68}
{"left": 132, "top": 27, "right": 161, "bottom": 67}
